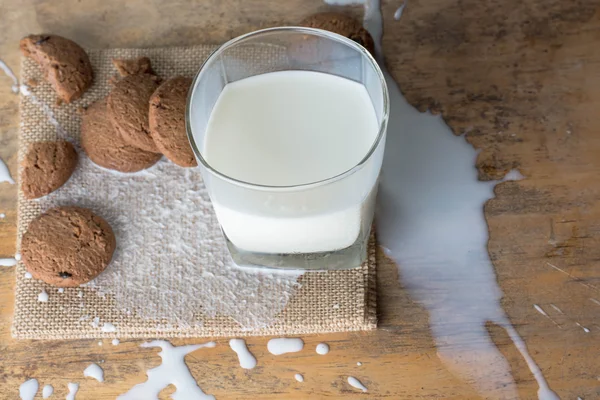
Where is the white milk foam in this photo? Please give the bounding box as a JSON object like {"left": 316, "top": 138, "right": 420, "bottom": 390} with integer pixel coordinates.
{"left": 267, "top": 338, "right": 304, "bottom": 355}
{"left": 322, "top": 0, "right": 559, "bottom": 398}
{"left": 118, "top": 340, "right": 216, "bottom": 400}
{"left": 229, "top": 338, "right": 257, "bottom": 369}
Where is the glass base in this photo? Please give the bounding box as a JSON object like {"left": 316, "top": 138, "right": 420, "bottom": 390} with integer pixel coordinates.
{"left": 224, "top": 228, "right": 370, "bottom": 271}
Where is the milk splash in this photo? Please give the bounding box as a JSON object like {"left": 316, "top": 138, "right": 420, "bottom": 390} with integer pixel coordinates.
{"left": 42, "top": 384, "right": 53, "bottom": 398}
{"left": 267, "top": 338, "right": 304, "bottom": 355}
{"left": 118, "top": 340, "right": 216, "bottom": 400}
{"left": 324, "top": 0, "right": 559, "bottom": 398}
{"left": 66, "top": 382, "right": 79, "bottom": 400}
{"left": 19, "top": 378, "right": 38, "bottom": 400}
{"left": 83, "top": 363, "right": 104, "bottom": 382}
{"left": 347, "top": 376, "right": 368, "bottom": 392}
{"left": 229, "top": 338, "right": 257, "bottom": 369}
{"left": 0, "top": 258, "right": 17, "bottom": 267}
{"left": 0, "top": 59, "right": 17, "bottom": 185}
{"left": 0, "top": 157, "right": 15, "bottom": 185}
{"left": 0, "top": 58, "right": 19, "bottom": 93}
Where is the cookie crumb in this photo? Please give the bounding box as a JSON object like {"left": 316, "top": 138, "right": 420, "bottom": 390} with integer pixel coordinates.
{"left": 112, "top": 57, "right": 154, "bottom": 77}
{"left": 26, "top": 78, "right": 38, "bottom": 87}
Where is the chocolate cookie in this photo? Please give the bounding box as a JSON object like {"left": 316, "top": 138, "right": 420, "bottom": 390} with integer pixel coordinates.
{"left": 107, "top": 73, "right": 161, "bottom": 153}
{"left": 21, "top": 141, "right": 78, "bottom": 199}
{"left": 112, "top": 57, "right": 154, "bottom": 77}
{"left": 21, "top": 206, "right": 116, "bottom": 287}
{"left": 299, "top": 13, "right": 375, "bottom": 55}
{"left": 81, "top": 98, "right": 161, "bottom": 172}
{"left": 149, "top": 77, "right": 197, "bottom": 167}
{"left": 20, "top": 34, "right": 93, "bottom": 103}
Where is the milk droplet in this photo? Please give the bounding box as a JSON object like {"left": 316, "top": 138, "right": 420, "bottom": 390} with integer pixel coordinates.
{"left": 19, "top": 378, "right": 38, "bottom": 400}
{"left": 15, "top": 252, "right": 21, "bottom": 261}
{"left": 0, "top": 156, "right": 15, "bottom": 184}
{"left": 24, "top": 272, "right": 32, "bottom": 279}
{"left": 347, "top": 376, "right": 368, "bottom": 392}
{"left": 101, "top": 322, "right": 116, "bottom": 333}
{"left": 118, "top": 340, "right": 216, "bottom": 400}
{"left": 19, "top": 84, "right": 31, "bottom": 96}
{"left": 0, "top": 258, "right": 17, "bottom": 267}
{"left": 534, "top": 305, "right": 548, "bottom": 316}
{"left": 42, "top": 384, "right": 53, "bottom": 398}
{"left": 229, "top": 338, "right": 257, "bottom": 369}
{"left": 550, "top": 304, "right": 563, "bottom": 314}
{"left": 294, "top": 373, "right": 304, "bottom": 382}
{"left": 58, "top": 288, "right": 64, "bottom": 293}
{"left": 66, "top": 382, "right": 79, "bottom": 400}
{"left": 98, "top": 341, "right": 103, "bottom": 346}
{"left": 38, "top": 289, "right": 48, "bottom": 302}
{"left": 84, "top": 363, "right": 104, "bottom": 382}
{"left": 267, "top": 338, "right": 304, "bottom": 355}
{"left": 316, "top": 343, "right": 330, "bottom": 355}
{"left": 0, "top": 213, "right": 5, "bottom": 218}
{"left": 91, "top": 317, "right": 100, "bottom": 328}
{"left": 357, "top": 362, "right": 362, "bottom": 366}
{"left": 112, "top": 338, "right": 120, "bottom": 346}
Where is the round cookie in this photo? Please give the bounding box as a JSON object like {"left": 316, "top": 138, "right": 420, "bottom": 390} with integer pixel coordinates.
{"left": 107, "top": 74, "right": 161, "bottom": 153}
{"left": 21, "top": 206, "right": 116, "bottom": 287}
{"left": 21, "top": 141, "right": 78, "bottom": 199}
{"left": 81, "top": 98, "right": 161, "bottom": 173}
{"left": 299, "top": 12, "right": 375, "bottom": 55}
{"left": 149, "top": 77, "right": 197, "bottom": 167}
{"left": 20, "top": 34, "right": 93, "bottom": 103}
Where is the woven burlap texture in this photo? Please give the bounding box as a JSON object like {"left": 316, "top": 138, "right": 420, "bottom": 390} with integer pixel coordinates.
{"left": 13, "top": 45, "right": 377, "bottom": 339}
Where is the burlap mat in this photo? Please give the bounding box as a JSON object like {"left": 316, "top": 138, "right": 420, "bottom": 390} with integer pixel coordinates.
{"left": 12, "top": 44, "right": 377, "bottom": 339}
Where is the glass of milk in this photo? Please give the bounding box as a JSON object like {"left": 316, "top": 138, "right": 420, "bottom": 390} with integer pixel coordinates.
{"left": 187, "top": 27, "right": 388, "bottom": 270}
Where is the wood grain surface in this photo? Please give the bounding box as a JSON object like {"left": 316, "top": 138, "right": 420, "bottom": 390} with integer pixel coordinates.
{"left": 1, "top": 0, "right": 599, "bottom": 398}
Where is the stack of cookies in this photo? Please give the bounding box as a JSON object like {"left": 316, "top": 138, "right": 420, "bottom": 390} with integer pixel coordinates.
{"left": 82, "top": 60, "right": 196, "bottom": 173}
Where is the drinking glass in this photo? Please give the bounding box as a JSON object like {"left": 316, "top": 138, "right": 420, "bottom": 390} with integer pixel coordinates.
{"left": 186, "top": 27, "right": 389, "bottom": 270}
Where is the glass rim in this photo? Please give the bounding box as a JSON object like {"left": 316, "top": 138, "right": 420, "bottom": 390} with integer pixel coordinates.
{"left": 186, "top": 26, "right": 390, "bottom": 192}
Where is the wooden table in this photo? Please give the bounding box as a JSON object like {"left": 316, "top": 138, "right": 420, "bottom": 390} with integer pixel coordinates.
{"left": 1, "top": 0, "right": 598, "bottom": 398}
